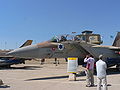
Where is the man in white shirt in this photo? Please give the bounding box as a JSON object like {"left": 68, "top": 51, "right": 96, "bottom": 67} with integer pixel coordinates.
{"left": 96, "top": 55, "right": 108, "bottom": 90}
{"left": 84, "top": 54, "right": 95, "bottom": 87}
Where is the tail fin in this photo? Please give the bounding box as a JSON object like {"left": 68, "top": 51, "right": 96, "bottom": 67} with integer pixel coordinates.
{"left": 112, "top": 32, "right": 120, "bottom": 47}
{"left": 20, "top": 40, "right": 33, "bottom": 48}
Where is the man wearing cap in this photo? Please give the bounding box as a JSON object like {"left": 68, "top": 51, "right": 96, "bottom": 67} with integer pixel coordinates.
{"left": 96, "top": 55, "right": 108, "bottom": 90}
{"left": 84, "top": 54, "right": 95, "bottom": 87}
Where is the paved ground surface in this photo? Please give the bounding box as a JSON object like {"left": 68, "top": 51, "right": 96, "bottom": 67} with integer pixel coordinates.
{"left": 0, "top": 60, "right": 120, "bottom": 90}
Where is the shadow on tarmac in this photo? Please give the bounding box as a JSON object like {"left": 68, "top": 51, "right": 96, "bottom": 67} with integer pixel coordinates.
{"left": 25, "top": 74, "right": 86, "bottom": 81}
{"left": 0, "top": 66, "right": 42, "bottom": 70}
{"left": 25, "top": 75, "right": 69, "bottom": 81}
{"left": 25, "top": 68, "right": 120, "bottom": 82}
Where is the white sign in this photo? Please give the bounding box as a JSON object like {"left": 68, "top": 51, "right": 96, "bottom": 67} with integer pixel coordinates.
{"left": 67, "top": 57, "right": 78, "bottom": 73}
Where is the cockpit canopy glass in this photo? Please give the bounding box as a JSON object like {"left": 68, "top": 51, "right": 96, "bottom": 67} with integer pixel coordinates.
{"left": 50, "top": 34, "right": 76, "bottom": 42}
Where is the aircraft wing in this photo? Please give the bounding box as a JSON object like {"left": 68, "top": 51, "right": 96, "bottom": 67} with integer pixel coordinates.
{"left": 108, "top": 47, "right": 120, "bottom": 51}
{"left": 92, "top": 45, "right": 120, "bottom": 51}
{"left": 108, "top": 46, "right": 120, "bottom": 54}
{"left": 83, "top": 44, "right": 120, "bottom": 57}
{"left": 70, "top": 42, "right": 117, "bottom": 58}
{"left": 61, "top": 41, "right": 90, "bottom": 57}
{"left": 78, "top": 42, "right": 97, "bottom": 57}
{"left": 61, "top": 41, "right": 105, "bottom": 59}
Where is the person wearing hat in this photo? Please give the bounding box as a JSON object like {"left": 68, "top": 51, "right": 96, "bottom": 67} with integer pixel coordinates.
{"left": 96, "top": 55, "right": 108, "bottom": 90}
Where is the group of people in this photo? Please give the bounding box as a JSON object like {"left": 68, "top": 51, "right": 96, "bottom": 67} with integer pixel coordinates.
{"left": 84, "top": 54, "right": 108, "bottom": 90}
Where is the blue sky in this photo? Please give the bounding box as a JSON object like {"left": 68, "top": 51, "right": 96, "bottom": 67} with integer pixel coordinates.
{"left": 0, "top": 0, "right": 120, "bottom": 49}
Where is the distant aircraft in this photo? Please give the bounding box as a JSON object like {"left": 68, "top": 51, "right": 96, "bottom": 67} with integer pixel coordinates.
{"left": 0, "top": 57, "right": 25, "bottom": 68}
{"left": 0, "top": 40, "right": 33, "bottom": 67}
{"left": 7, "top": 31, "right": 120, "bottom": 70}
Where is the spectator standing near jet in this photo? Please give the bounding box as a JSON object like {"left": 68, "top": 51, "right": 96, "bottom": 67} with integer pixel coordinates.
{"left": 96, "top": 55, "right": 108, "bottom": 90}
{"left": 84, "top": 54, "right": 95, "bottom": 87}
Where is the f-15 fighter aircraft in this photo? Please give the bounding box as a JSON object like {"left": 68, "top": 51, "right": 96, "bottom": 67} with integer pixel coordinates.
{"left": 7, "top": 31, "right": 120, "bottom": 70}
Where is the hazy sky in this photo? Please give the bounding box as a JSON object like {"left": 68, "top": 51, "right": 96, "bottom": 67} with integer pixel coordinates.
{"left": 0, "top": 0, "right": 120, "bottom": 49}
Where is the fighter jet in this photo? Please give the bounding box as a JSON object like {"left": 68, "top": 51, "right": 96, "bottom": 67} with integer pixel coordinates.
{"left": 7, "top": 31, "right": 120, "bottom": 70}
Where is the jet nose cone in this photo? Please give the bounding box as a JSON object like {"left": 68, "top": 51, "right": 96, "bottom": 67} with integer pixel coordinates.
{"left": 7, "top": 50, "right": 15, "bottom": 56}
{"left": 7, "top": 49, "right": 20, "bottom": 56}
{"left": 7, "top": 45, "right": 39, "bottom": 58}
{"left": 6, "top": 48, "right": 27, "bottom": 56}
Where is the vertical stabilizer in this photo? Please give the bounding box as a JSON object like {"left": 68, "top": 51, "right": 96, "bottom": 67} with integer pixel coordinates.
{"left": 20, "top": 40, "right": 33, "bottom": 48}
{"left": 112, "top": 32, "right": 120, "bottom": 47}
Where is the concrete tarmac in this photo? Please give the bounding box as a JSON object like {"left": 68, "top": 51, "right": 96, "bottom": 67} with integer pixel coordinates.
{"left": 0, "top": 63, "right": 120, "bottom": 90}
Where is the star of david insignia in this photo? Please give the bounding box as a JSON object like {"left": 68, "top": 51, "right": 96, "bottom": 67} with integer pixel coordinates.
{"left": 58, "top": 44, "right": 64, "bottom": 50}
